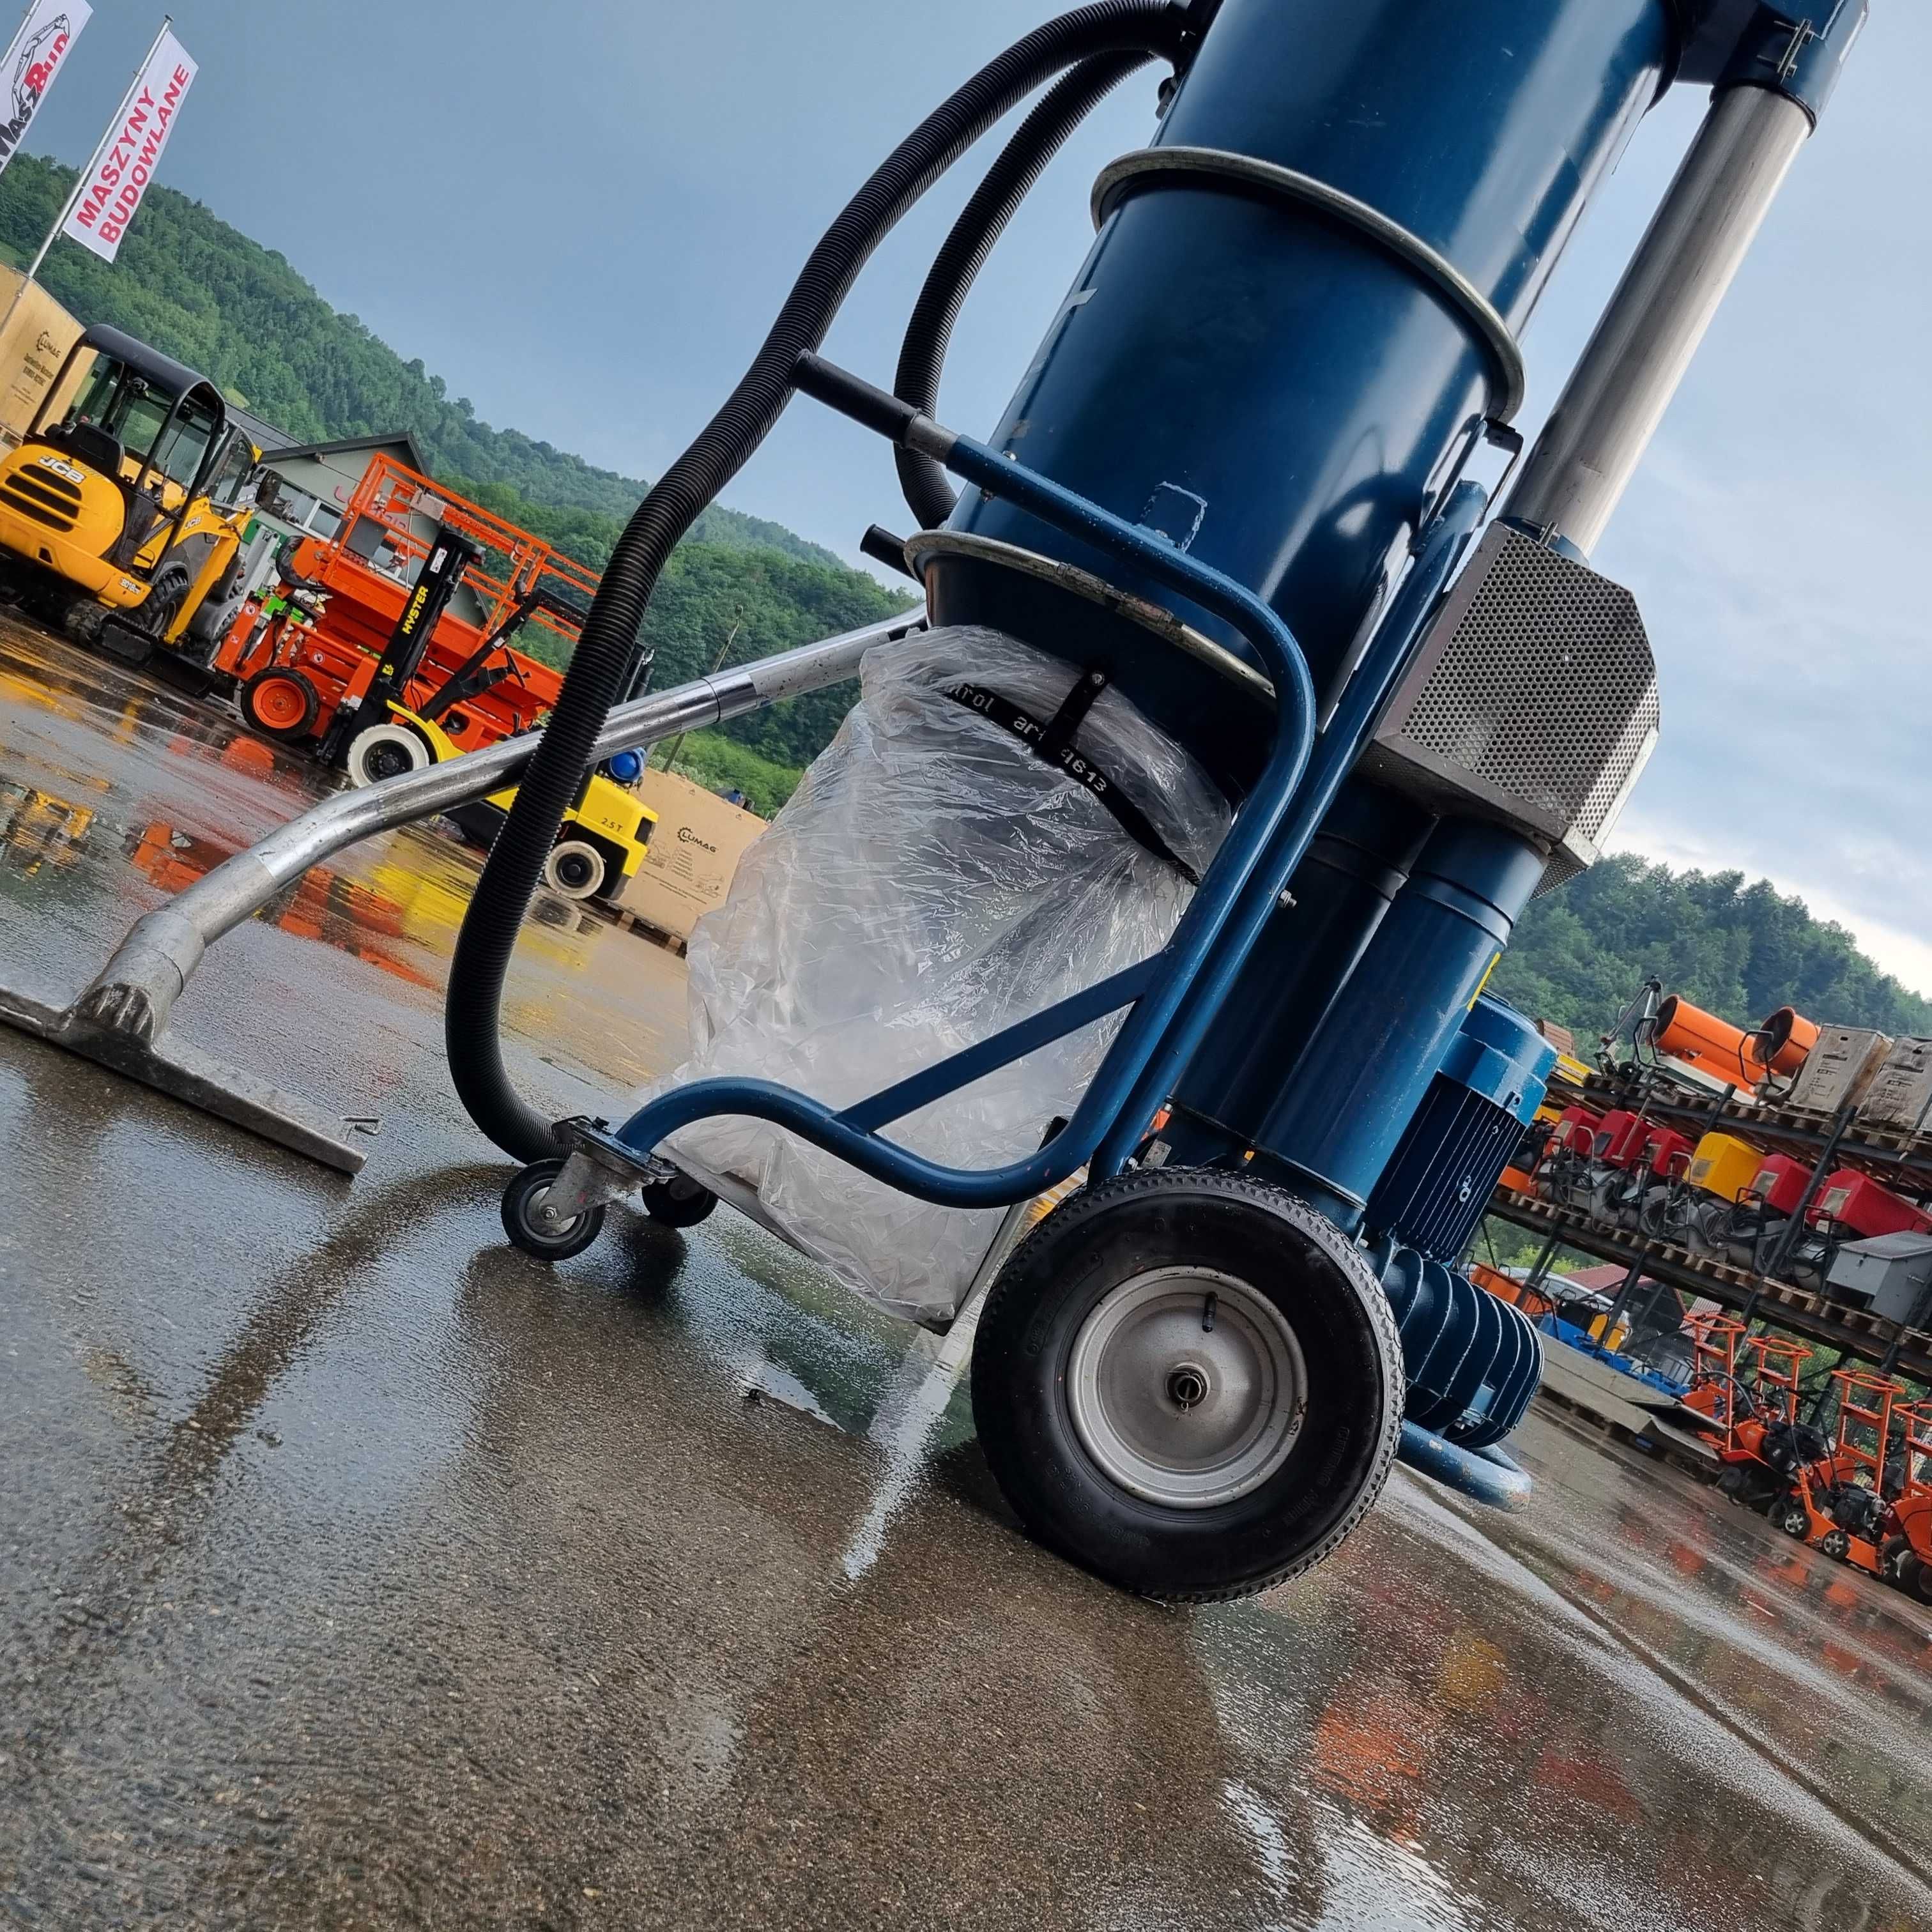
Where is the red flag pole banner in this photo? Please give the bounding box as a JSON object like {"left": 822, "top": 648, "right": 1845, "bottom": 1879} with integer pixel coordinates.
{"left": 0, "top": 0, "right": 93, "bottom": 180}
{"left": 61, "top": 20, "right": 196, "bottom": 263}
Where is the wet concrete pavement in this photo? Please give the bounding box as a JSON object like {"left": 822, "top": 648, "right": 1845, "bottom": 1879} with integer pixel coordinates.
{"left": 3, "top": 618, "right": 1931, "bottom": 1931}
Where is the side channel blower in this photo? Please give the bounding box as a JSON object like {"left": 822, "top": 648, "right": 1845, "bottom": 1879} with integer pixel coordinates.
{"left": 473, "top": 0, "right": 1867, "bottom": 1599}
{"left": 1363, "top": 997, "right": 1555, "bottom": 1450}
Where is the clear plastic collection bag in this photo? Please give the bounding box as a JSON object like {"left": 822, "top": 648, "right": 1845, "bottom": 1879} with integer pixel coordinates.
{"left": 639, "top": 625, "right": 1229, "bottom": 1321}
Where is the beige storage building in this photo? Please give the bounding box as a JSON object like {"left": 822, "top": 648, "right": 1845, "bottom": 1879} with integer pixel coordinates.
{"left": 0, "top": 267, "right": 85, "bottom": 445}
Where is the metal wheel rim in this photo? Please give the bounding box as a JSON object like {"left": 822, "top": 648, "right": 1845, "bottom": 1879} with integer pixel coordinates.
{"left": 524, "top": 1176, "right": 586, "bottom": 1243}
{"left": 254, "top": 679, "right": 306, "bottom": 728}
{"left": 365, "top": 742, "right": 413, "bottom": 782}
{"left": 553, "top": 849, "right": 595, "bottom": 889}
{"left": 1066, "top": 1266, "right": 1307, "bottom": 1510}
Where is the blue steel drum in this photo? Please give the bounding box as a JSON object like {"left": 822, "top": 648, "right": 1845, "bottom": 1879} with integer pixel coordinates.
{"left": 933, "top": 0, "right": 1679, "bottom": 791}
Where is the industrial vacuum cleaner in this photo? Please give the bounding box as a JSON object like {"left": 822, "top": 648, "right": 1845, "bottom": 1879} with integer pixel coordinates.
{"left": 466, "top": 0, "right": 1866, "bottom": 1598}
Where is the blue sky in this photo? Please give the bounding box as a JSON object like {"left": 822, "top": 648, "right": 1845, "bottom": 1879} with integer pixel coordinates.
{"left": 20, "top": 2, "right": 1932, "bottom": 990}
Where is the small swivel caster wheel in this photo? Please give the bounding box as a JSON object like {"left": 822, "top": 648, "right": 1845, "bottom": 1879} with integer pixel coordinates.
{"left": 502, "top": 1158, "right": 606, "bottom": 1261}
{"left": 971, "top": 1167, "right": 1404, "bottom": 1602}
{"left": 640, "top": 1170, "right": 717, "bottom": 1229}
{"left": 1772, "top": 1492, "right": 1811, "bottom": 1539}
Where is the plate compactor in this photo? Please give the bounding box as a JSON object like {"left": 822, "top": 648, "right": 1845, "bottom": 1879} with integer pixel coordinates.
{"left": 465, "top": 0, "right": 1866, "bottom": 1598}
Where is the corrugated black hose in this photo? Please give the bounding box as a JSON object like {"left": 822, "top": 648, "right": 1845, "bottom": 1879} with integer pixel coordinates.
{"left": 445, "top": 1, "right": 1189, "bottom": 1161}
{"left": 894, "top": 49, "right": 1154, "bottom": 530}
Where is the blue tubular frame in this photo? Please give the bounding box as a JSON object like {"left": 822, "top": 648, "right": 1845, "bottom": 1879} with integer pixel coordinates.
{"left": 611, "top": 373, "right": 1473, "bottom": 1210}
{"left": 1087, "top": 482, "right": 1486, "bottom": 1177}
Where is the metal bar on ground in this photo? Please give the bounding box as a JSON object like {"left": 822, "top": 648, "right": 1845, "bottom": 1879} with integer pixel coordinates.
{"left": 0, "top": 611, "right": 923, "bottom": 1173}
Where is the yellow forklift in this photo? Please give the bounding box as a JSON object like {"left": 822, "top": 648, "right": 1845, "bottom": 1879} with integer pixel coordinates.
{"left": 0, "top": 324, "right": 259, "bottom": 665}
{"left": 334, "top": 523, "right": 657, "bottom": 906}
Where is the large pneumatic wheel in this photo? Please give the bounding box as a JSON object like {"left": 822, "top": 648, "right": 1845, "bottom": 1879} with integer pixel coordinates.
{"left": 239, "top": 666, "right": 321, "bottom": 740}
{"left": 346, "top": 721, "right": 431, "bottom": 787}
{"left": 542, "top": 838, "right": 607, "bottom": 900}
{"left": 501, "top": 1158, "right": 606, "bottom": 1261}
{"left": 970, "top": 1169, "right": 1404, "bottom": 1602}
{"left": 641, "top": 1170, "right": 717, "bottom": 1227}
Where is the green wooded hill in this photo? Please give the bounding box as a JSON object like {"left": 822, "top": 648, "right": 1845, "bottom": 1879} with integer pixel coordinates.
{"left": 0, "top": 152, "right": 829, "bottom": 561}
{"left": 1492, "top": 853, "right": 1932, "bottom": 1043}
{"left": 0, "top": 151, "right": 914, "bottom": 771}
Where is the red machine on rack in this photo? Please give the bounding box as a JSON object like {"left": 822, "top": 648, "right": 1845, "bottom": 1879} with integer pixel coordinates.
{"left": 211, "top": 455, "right": 596, "bottom": 762}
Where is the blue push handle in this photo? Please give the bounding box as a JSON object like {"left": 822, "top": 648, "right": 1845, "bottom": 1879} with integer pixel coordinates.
{"left": 613, "top": 392, "right": 1322, "bottom": 1208}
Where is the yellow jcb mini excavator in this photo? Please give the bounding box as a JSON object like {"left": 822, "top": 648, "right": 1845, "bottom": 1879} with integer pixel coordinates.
{"left": 0, "top": 324, "right": 259, "bottom": 665}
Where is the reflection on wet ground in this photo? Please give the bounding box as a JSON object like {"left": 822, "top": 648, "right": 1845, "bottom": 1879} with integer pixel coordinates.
{"left": 3, "top": 618, "right": 1930, "bottom": 1931}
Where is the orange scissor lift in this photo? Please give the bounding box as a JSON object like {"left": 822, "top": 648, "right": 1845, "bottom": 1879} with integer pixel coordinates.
{"left": 214, "top": 454, "right": 595, "bottom": 759}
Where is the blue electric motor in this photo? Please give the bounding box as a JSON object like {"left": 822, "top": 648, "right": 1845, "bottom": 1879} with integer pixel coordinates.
{"left": 1365, "top": 997, "right": 1555, "bottom": 1450}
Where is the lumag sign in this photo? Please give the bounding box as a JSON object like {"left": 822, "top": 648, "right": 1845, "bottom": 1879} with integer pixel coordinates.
{"left": 0, "top": 0, "right": 93, "bottom": 179}
{"left": 62, "top": 26, "right": 197, "bottom": 263}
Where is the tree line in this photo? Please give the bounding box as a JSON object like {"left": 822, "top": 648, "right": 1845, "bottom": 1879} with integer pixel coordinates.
{"left": 1493, "top": 853, "right": 1932, "bottom": 1041}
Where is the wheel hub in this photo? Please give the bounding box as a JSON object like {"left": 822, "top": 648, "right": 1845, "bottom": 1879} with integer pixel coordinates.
{"left": 1066, "top": 1266, "right": 1307, "bottom": 1509}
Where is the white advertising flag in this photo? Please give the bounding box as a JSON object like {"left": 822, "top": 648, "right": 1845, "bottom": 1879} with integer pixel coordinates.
{"left": 61, "top": 24, "right": 195, "bottom": 263}
{"left": 0, "top": 0, "right": 93, "bottom": 180}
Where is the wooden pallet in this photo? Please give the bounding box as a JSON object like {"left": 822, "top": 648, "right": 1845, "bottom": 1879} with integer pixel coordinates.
{"left": 613, "top": 908, "right": 689, "bottom": 958}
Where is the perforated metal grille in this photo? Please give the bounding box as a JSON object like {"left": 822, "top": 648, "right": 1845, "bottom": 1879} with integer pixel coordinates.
{"left": 1367, "top": 526, "right": 1658, "bottom": 891}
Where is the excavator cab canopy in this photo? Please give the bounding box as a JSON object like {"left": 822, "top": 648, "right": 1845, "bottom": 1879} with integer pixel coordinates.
{"left": 31, "top": 324, "right": 236, "bottom": 514}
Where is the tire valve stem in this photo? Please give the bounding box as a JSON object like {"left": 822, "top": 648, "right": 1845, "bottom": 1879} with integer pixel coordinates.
{"left": 1202, "top": 1292, "right": 1216, "bottom": 1335}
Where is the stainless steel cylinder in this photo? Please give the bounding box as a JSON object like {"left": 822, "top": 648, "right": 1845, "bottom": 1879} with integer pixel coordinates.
{"left": 1504, "top": 82, "right": 1813, "bottom": 555}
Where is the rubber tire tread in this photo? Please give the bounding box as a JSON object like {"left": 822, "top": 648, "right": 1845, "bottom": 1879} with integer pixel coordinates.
{"left": 442, "top": 1, "right": 1188, "bottom": 1165}
{"left": 543, "top": 838, "right": 607, "bottom": 900}
{"left": 240, "top": 666, "right": 321, "bottom": 740}
{"left": 501, "top": 1158, "right": 606, "bottom": 1261}
{"left": 972, "top": 1167, "right": 1404, "bottom": 1603}
{"left": 641, "top": 1176, "right": 719, "bottom": 1229}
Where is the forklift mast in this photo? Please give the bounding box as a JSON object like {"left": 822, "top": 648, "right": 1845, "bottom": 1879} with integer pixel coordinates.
{"left": 318, "top": 523, "right": 482, "bottom": 761}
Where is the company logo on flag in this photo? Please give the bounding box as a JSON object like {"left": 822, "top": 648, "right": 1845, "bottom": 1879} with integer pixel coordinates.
{"left": 0, "top": 0, "right": 91, "bottom": 175}
{"left": 62, "top": 25, "right": 195, "bottom": 262}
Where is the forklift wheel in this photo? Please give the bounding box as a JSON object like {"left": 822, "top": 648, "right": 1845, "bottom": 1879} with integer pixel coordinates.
{"left": 543, "top": 838, "right": 607, "bottom": 900}
{"left": 641, "top": 1171, "right": 718, "bottom": 1228}
{"left": 346, "top": 721, "right": 431, "bottom": 787}
{"left": 970, "top": 1168, "right": 1403, "bottom": 1602}
{"left": 501, "top": 1158, "right": 606, "bottom": 1261}
{"left": 239, "top": 666, "right": 321, "bottom": 740}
